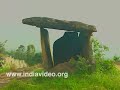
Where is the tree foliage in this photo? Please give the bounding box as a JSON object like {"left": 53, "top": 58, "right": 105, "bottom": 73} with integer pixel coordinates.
{"left": 14, "top": 45, "right": 26, "bottom": 60}
{"left": 113, "top": 55, "right": 120, "bottom": 62}
{"left": 0, "top": 40, "right": 7, "bottom": 54}
{"left": 0, "top": 40, "right": 7, "bottom": 67}
{"left": 7, "top": 44, "right": 41, "bottom": 66}
{"left": 91, "top": 37, "right": 109, "bottom": 60}
{"left": 26, "top": 44, "right": 35, "bottom": 61}
{"left": 70, "top": 37, "right": 115, "bottom": 74}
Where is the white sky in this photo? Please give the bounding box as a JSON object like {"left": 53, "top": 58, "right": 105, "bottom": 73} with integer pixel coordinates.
{"left": 0, "top": 0, "right": 120, "bottom": 57}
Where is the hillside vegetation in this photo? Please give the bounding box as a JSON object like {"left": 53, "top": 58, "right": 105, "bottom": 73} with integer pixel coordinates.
{"left": 0, "top": 38, "right": 120, "bottom": 90}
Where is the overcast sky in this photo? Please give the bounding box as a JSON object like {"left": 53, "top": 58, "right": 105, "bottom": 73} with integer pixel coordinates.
{"left": 0, "top": 0, "right": 120, "bottom": 57}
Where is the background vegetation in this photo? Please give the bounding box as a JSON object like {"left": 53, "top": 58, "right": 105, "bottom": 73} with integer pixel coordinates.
{"left": 0, "top": 37, "right": 120, "bottom": 90}
{"left": 2, "top": 42, "right": 42, "bottom": 66}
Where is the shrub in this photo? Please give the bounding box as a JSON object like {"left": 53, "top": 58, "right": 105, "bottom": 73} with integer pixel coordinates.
{"left": 91, "top": 37, "right": 117, "bottom": 73}
{"left": 0, "top": 40, "right": 7, "bottom": 54}
{"left": 4, "top": 57, "right": 28, "bottom": 70}
{"left": 96, "top": 59, "right": 115, "bottom": 73}
{"left": 0, "top": 65, "right": 10, "bottom": 73}
{"left": 91, "top": 37, "right": 109, "bottom": 60}
{"left": 69, "top": 56, "right": 93, "bottom": 74}
{"left": 113, "top": 55, "right": 120, "bottom": 62}
{"left": 7, "top": 45, "right": 42, "bottom": 66}
{"left": 25, "top": 52, "right": 42, "bottom": 66}
{"left": 69, "top": 37, "right": 115, "bottom": 74}
{"left": 0, "top": 53, "right": 5, "bottom": 67}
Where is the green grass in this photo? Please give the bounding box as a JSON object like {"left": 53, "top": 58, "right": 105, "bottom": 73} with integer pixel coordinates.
{"left": 1, "top": 68, "right": 120, "bottom": 90}
{"left": 1, "top": 58, "right": 120, "bottom": 90}
{"left": 0, "top": 67, "right": 10, "bottom": 73}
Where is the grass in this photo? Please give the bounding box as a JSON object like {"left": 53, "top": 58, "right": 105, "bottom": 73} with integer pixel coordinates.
{"left": 1, "top": 67, "right": 120, "bottom": 90}
{"left": 0, "top": 56, "right": 28, "bottom": 73}
{"left": 1, "top": 55, "right": 120, "bottom": 90}
{"left": 4, "top": 56, "right": 28, "bottom": 69}
{"left": 0, "top": 67, "right": 10, "bottom": 73}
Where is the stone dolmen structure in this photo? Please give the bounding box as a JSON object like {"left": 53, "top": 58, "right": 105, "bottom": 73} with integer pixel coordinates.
{"left": 22, "top": 17, "right": 97, "bottom": 69}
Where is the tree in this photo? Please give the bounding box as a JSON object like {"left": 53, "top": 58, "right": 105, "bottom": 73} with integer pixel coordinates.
{"left": 0, "top": 40, "right": 7, "bottom": 54}
{"left": 14, "top": 45, "right": 26, "bottom": 60}
{"left": 0, "top": 40, "right": 7, "bottom": 67}
{"left": 6, "top": 44, "right": 41, "bottom": 66}
{"left": 26, "top": 44, "right": 35, "bottom": 61}
{"left": 33, "top": 52, "right": 42, "bottom": 63}
{"left": 91, "top": 38, "right": 109, "bottom": 60}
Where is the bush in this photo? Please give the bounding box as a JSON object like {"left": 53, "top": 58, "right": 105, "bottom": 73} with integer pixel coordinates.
{"left": 7, "top": 45, "right": 42, "bottom": 66}
{"left": 0, "top": 40, "right": 7, "bottom": 54}
{"left": 91, "top": 37, "right": 109, "bottom": 60}
{"left": 91, "top": 37, "right": 116, "bottom": 73}
{"left": 0, "top": 66, "right": 10, "bottom": 73}
{"left": 0, "top": 54, "right": 4, "bottom": 67}
{"left": 113, "top": 55, "right": 120, "bottom": 62}
{"left": 69, "top": 37, "right": 115, "bottom": 74}
{"left": 96, "top": 59, "right": 115, "bottom": 73}
{"left": 69, "top": 56, "right": 93, "bottom": 74}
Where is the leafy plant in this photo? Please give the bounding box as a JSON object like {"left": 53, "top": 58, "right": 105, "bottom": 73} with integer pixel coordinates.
{"left": 26, "top": 44, "right": 36, "bottom": 62}
{"left": 91, "top": 37, "right": 116, "bottom": 73}
{"left": 0, "top": 40, "right": 7, "bottom": 68}
{"left": 7, "top": 44, "right": 42, "bottom": 66}
{"left": 96, "top": 59, "right": 115, "bottom": 73}
{"left": 0, "top": 40, "right": 7, "bottom": 54}
{"left": 69, "top": 56, "right": 92, "bottom": 74}
{"left": 15, "top": 45, "right": 26, "bottom": 60}
{"left": 91, "top": 37, "right": 109, "bottom": 60}
{"left": 113, "top": 55, "right": 120, "bottom": 62}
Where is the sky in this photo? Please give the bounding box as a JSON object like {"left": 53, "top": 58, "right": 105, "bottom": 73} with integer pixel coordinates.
{"left": 0, "top": 0, "right": 120, "bottom": 58}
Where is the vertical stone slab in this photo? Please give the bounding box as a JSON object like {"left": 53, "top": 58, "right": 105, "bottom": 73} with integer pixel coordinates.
{"left": 83, "top": 32, "right": 92, "bottom": 59}
{"left": 79, "top": 31, "right": 95, "bottom": 72}
{"left": 40, "top": 28, "right": 53, "bottom": 69}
